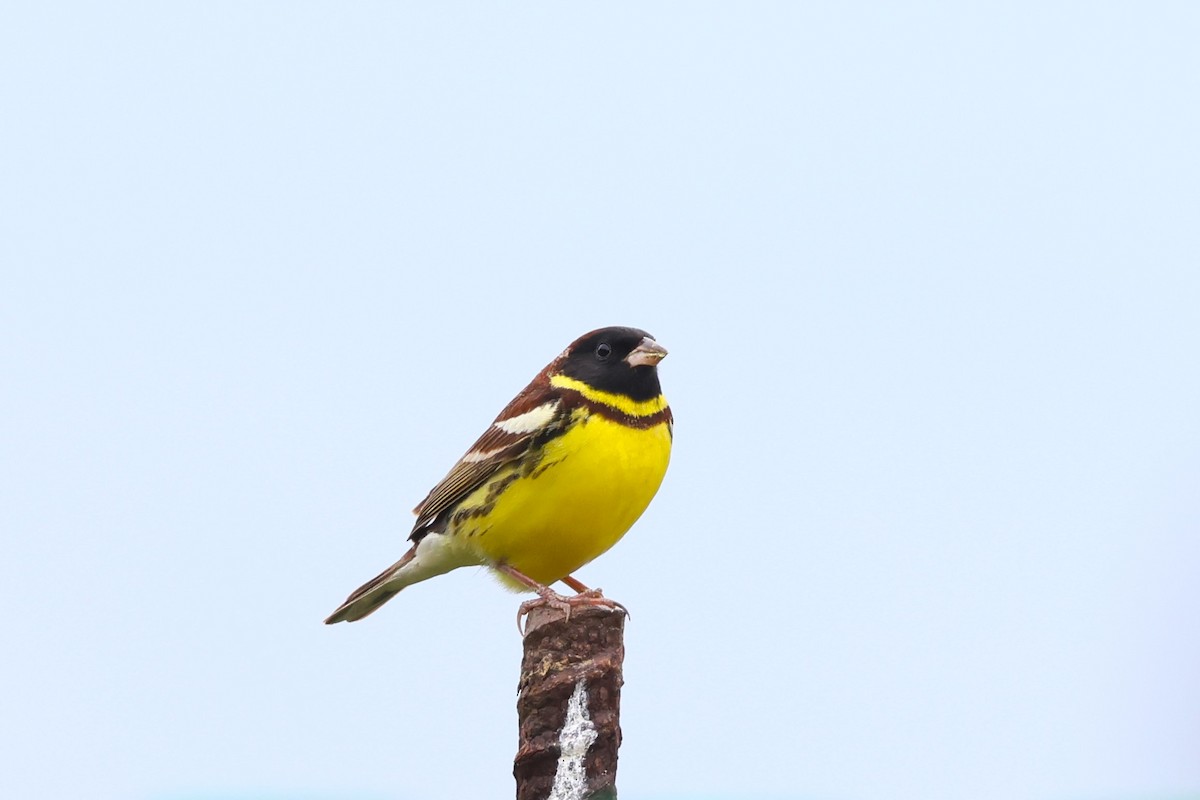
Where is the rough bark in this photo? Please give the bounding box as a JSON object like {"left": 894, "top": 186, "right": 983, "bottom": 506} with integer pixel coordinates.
{"left": 514, "top": 605, "right": 625, "bottom": 800}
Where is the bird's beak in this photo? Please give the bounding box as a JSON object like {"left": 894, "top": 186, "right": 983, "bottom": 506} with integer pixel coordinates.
{"left": 625, "top": 337, "right": 668, "bottom": 368}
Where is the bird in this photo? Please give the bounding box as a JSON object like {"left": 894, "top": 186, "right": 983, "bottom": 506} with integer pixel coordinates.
{"left": 324, "top": 326, "right": 672, "bottom": 627}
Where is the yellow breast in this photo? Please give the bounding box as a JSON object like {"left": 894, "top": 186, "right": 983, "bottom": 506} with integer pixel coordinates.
{"left": 459, "top": 409, "right": 672, "bottom": 586}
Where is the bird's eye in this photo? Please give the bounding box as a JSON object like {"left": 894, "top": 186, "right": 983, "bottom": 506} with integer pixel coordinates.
{"left": 595, "top": 343, "right": 612, "bottom": 361}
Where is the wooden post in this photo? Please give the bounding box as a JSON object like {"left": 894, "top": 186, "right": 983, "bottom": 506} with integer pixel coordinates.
{"left": 514, "top": 605, "right": 625, "bottom": 800}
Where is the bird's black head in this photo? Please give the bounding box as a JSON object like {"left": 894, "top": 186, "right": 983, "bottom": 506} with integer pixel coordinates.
{"left": 557, "top": 326, "right": 668, "bottom": 402}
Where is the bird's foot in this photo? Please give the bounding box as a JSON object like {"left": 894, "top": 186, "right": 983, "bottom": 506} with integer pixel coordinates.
{"left": 516, "top": 587, "right": 628, "bottom": 635}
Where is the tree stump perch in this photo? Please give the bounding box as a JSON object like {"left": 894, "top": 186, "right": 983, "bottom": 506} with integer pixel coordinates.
{"left": 514, "top": 605, "right": 626, "bottom": 800}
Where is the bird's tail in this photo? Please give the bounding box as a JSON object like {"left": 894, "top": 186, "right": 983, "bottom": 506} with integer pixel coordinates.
{"left": 324, "top": 548, "right": 417, "bottom": 624}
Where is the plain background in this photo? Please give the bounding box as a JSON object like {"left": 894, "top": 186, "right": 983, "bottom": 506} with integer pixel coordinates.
{"left": 2, "top": 3, "right": 1198, "bottom": 799}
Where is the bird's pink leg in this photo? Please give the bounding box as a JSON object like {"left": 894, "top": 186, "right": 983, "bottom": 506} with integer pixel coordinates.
{"left": 559, "top": 574, "right": 593, "bottom": 594}
{"left": 493, "top": 564, "right": 628, "bottom": 634}
{"left": 560, "top": 573, "right": 630, "bottom": 621}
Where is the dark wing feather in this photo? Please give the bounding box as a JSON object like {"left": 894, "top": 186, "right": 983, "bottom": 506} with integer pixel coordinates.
{"left": 408, "top": 376, "right": 564, "bottom": 540}
{"left": 409, "top": 428, "right": 533, "bottom": 534}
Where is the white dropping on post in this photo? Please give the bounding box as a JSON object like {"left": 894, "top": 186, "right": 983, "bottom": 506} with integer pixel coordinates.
{"left": 548, "top": 679, "right": 599, "bottom": 800}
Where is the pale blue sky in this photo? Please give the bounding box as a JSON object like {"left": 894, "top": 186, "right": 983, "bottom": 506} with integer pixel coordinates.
{"left": 2, "top": 4, "right": 1198, "bottom": 799}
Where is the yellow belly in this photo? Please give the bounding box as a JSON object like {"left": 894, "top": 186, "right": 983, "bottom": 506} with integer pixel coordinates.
{"left": 457, "top": 411, "right": 672, "bottom": 586}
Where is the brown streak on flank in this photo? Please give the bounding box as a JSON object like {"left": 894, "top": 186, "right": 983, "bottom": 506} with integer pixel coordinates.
{"left": 452, "top": 471, "right": 523, "bottom": 523}
{"left": 529, "top": 454, "right": 566, "bottom": 479}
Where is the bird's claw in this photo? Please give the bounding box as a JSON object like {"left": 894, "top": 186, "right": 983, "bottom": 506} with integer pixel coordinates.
{"left": 516, "top": 587, "right": 629, "bottom": 635}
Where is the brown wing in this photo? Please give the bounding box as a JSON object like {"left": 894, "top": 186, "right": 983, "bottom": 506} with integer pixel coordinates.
{"left": 408, "top": 374, "right": 566, "bottom": 541}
